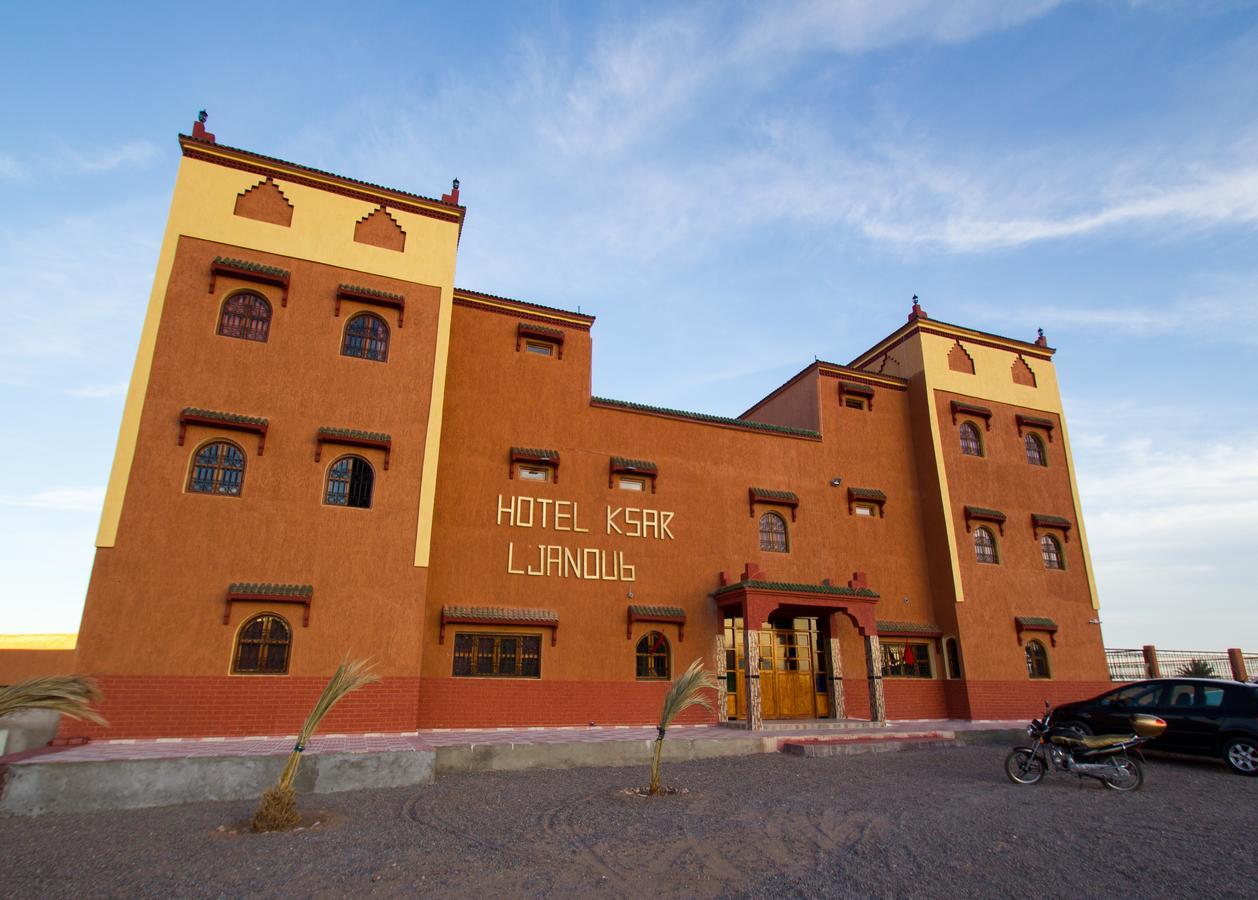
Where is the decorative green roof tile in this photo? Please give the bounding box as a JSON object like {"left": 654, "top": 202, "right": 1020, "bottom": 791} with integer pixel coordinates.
{"left": 965, "top": 505, "right": 1006, "bottom": 521}
{"left": 339, "top": 283, "right": 404, "bottom": 302}
{"left": 319, "top": 427, "right": 391, "bottom": 443}
{"left": 441, "top": 605, "right": 559, "bottom": 623}
{"left": 519, "top": 322, "right": 564, "bottom": 338}
{"left": 182, "top": 408, "right": 269, "bottom": 427}
{"left": 750, "top": 487, "right": 799, "bottom": 503}
{"left": 228, "top": 583, "right": 312, "bottom": 597}
{"left": 1016, "top": 616, "right": 1058, "bottom": 629}
{"left": 876, "top": 620, "right": 941, "bottom": 635}
{"left": 511, "top": 446, "right": 559, "bottom": 460}
{"left": 611, "top": 457, "right": 658, "bottom": 472}
{"left": 1031, "top": 513, "right": 1071, "bottom": 528}
{"left": 849, "top": 487, "right": 887, "bottom": 501}
{"left": 592, "top": 397, "right": 821, "bottom": 439}
{"left": 839, "top": 381, "right": 875, "bottom": 396}
{"left": 213, "top": 256, "right": 290, "bottom": 279}
{"left": 714, "top": 580, "right": 879, "bottom": 599}
{"left": 951, "top": 400, "right": 992, "bottom": 416}
{"left": 629, "top": 605, "right": 686, "bottom": 619}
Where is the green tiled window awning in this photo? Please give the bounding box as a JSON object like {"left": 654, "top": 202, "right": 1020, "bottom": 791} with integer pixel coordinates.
{"left": 951, "top": 400, "right": 993, "bottom": 429}
{"left": 179, "top": 408, "right": 269, "bottom": 454}
{"left": 518, "top": 322, "right": 566, "bottom": 357}
{"left": 510, "top": 447, "right": 560, "bottom": 482}
{"left": 224, "top": 583, "right": 313, "bottom": 626}
{"left": 1016, "top": 616, "right": 1059, "bottom": 646}
{"left": 839, "top": 381, "right": 875, "bottom": 397}
{"left": 440, "top": 605, "right": 560, "bottom": 645}
{"left": 876, "top": 620, "right": 943, "bottom": 638}
{"left": 749, "top": 487, "right": 800, "bottom": 520}
{"left": 848, "top": 487, "right": 887, "bottom": 517}
{"left": 316, "top": 427, "right": 392, "bottom": 469}
{"left": 610, "top": 456, "right": 658, "bottom": 491}
{"left": 714, "top": 579, "right": 880, "bottom": 600}
{"left": 1031, "top": 513, "right": 1073, "bottom": 541}
{"left": 210, "top": 256, "right": 291, "bottom": 305}
{"left": 1016, "top": 413, "right": 1056, "bottom": 441}
{"left": 336, "top": 284, "right": 406, "bottom": 326}
{"left": 627, "top": 604, "right": 687, "bottom": 640}
{"left": 964, "top": 505, "right": 1007, "bottom": 534}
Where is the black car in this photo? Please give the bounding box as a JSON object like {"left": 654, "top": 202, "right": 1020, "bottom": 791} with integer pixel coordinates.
{"left": 1051, "top": 678, "right": 1258, "bottom": 776}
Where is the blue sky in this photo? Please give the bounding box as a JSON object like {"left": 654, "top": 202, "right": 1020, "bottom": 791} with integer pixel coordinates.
{"left": 2, "top": 1, "right": 1256, "bottom": 650}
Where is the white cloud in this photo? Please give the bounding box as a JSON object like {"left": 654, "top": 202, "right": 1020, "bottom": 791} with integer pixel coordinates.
{"left": 0, "top": 487, "right": 104, "bottom": 512}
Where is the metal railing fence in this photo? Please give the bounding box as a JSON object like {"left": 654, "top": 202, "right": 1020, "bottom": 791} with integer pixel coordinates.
{"left": 1106, "top": 647, "right": 1256, "bottom": 682}
{"left": 1104, "top": 649, "right": 1150, "bottom": 681}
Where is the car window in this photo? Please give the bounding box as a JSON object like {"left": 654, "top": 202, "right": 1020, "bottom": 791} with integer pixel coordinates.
{"left": 1166, "top": 683, "right": 1196, "bottom": 707}
{"left": 1200, "top": 687, "right": 1225, "bottom": 708}
{"left": 1106, "top": 684, "right": 1163, "bottom": 707}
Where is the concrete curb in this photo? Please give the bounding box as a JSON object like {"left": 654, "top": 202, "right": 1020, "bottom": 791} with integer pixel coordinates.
{"left": 435, "top": 735, "right": 776, "bottom": 774}
{"left": 0, "top": 749, "right": 435, "bottom": 817}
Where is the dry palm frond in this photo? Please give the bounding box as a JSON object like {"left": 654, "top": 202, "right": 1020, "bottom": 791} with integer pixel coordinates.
{"left": 0, "top": 675, "right": 107, "bottom": 725}
{"left": 649, "top": 659, "right": 718, "bottom": 795}
{"left": 251, "top": 657, "right": 378, "bottom": 832}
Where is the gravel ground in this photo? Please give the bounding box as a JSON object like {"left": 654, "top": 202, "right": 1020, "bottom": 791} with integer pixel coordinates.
{"left": 2, "top": 746, "right": 1254, "bottom": 898}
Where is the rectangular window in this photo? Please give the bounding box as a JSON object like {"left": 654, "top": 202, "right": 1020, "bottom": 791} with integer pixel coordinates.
{"left": 517, "top": 464, "right": 551, "bottom": 482}
{"left": 844, "top": 397, "right": 867, "bottom": 410}
{"left": 853, "top": 503, "right": 876, "bottom": 517}
{"left": 452, "top": 633, "right": 542, "bottom": 677}
{"left": 881, "top": 641, "right": 932, "bottom": 678}
{"left": 617, "top": 476, "right": 646, "bottom": 491}
{"left": 524, "top": 340, "right": 555, "bottom": 356}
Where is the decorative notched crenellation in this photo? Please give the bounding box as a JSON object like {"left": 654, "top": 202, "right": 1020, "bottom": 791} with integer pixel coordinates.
{"left": 234, "top": 178, "right": 294, "bottom": 227}
{"left": 354, "top": 206, "right": 407, "bottom": 252}
{"left": 1011, "top": 355, "right": 1037, "bottom": 388}
{"left": 947, "top": 340, "right": 976, "bottom": 375}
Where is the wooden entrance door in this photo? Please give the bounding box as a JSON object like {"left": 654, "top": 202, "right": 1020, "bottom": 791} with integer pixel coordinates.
{"left": 724, "top": 617, "right": 829, "bottom": 720}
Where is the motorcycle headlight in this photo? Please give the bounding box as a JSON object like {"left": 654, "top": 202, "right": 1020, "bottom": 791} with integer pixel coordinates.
{"left": 1026, "top": 725, "right": 1035, "bottom": 736}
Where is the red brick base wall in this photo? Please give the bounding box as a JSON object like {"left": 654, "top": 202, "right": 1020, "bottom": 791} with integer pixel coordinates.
{"left": 964, "top": 680, "right": 1115, "bottom": 720}
{"left": 55, "top": 676, "right": 423, "bottom": 741}
{"left": 416, "top": 678, "right": 712, "bottom": 729}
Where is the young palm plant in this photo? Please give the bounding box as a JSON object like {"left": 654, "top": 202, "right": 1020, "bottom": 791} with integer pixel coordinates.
{"left": 251, "top": 657, "right": 378, "bottom": 832}
{"left": 0, "top": 675, "right": 107, "bottom": 725}
{"left": 648, "top": 658, "right": 718, "bottom": 795}
{"left": 1178, "top": 658, "right": 1216, "bottom": 678}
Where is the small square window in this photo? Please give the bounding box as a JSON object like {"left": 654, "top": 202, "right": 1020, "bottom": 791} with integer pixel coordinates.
{"left": 524, "top": 340, "right": 555, "bottom": 356}
{"left": 517, "top": 464, "right": 552, "bottom": 482}
{"left": 853, "top": 503, "right": 876, "bottom": 517}
{"left": 617, "top": 476, "right": 646, "bottom": 491}
{"left": 844, "top": 397, "right": 866, "bottom": 410}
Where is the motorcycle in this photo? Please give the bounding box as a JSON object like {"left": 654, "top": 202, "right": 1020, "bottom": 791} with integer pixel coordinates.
{"left": 1004, "top": 702, "right": 1166, "bottom": 792}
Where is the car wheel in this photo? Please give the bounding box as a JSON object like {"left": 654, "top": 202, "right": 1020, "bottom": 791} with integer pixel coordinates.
{"left": 1223, "top": 737, "right": 1258, "bottom": 776}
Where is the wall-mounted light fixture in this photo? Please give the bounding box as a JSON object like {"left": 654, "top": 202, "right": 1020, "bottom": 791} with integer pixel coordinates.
{"left": 829, "top": 478, "right": 843, "bottom": 487}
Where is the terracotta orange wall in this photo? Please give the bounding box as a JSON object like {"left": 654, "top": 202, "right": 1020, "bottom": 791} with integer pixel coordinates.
{"left": 936, "top": 390, "right": 1108, "bottom": 684}
{"left": 741, "top": 368, "right": 820, "bottom": 432}
{"left": 0, "top": 649, "right": 78, "bottom": 685}
{"left": 75, "top": 236, "right": 442, "bottom": 683}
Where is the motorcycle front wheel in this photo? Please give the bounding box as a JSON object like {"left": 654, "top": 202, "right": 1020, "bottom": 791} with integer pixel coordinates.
{"left": 1101, "top": 756, "right": 1143, "bottom": 792}
{"left": 1004, "top": 748, "right": 1045, "bottom": 785}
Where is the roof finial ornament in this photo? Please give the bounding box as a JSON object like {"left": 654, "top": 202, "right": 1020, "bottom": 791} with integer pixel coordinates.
{"left": 1035, "top": 327, "right": 1048, "bottom": 348}
{"left": 192, "top": 109, "right": 216, "bottom": 144}
{"left": 442, "top": 177, "right": 461, "bottom": 205}
{"left": 908, "top": 293, "right": 927, "bottom": 323}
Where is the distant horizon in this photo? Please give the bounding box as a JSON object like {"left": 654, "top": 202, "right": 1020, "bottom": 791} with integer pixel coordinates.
{"left": 2, "top": 0, "right": 1256, "bottom": 650}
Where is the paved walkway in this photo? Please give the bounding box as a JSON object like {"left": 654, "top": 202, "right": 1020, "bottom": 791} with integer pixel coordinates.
{"left": 3, "top": 719, "right": 1023, "bottom": 766}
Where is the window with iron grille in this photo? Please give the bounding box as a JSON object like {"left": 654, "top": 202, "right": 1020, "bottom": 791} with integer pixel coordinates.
{"left": 881, "top": 641, "right": 932, "bottom": 678}
{"left": 959, "top": 422, "right": 983, "bottom": 457}
{"left": 324, "top": 455, "right": 374, "bottom": 508}
{"left": 759, "top": 512, "right": 788, "bottom": 552}
{"left": 341, "top": 313, "right": 389, "bottom": 362}
{"left": 1025, "top": 640, "right": 1051, "bottom": 679}
{"left": 188, "top": 441, "right": 245, "bottom": 496}
{"left": 974, "top": 526, "right": 998, "bottom": 564}
{"left": 232, "top": 614, "right": 291, "bottom": 674}
{"left": 635, "top": 631, "right": 670, "bottom": 680}
{"left": 1025, "top": 432, "right": 1047, "bottom": 466}
{"left": 1040, "top": 533, "right": 1064, "bottom": 569}
{"left": 218, "top": 291, "right": 272, "bottom": 342}
{"left": 452, "top": 633, "right": 542, "bottom": 677}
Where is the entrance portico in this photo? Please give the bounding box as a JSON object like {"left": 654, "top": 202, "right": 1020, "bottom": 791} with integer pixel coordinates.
{"left": 713, "top": 564, "right": 885, "bottom": 730}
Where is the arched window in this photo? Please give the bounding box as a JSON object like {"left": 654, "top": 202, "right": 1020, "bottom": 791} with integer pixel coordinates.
{"left": 1040, "top": 534, "right": 1064, "bottom": 570}
{"left": 974, "top": 526, "right": 998, "bottom": 564}
{"left": 232, "top": 613, "right": 291, "bottom": 674}
{"left": 635, "top": 631, "right": 670, "bottom": 680}
{"left": 324, "top": 455, "right": 374, "bottom": 508}
{"left": 759, "top": 512, "right": 788, "bottom": 553}
{"left": 187, "top": 441, "right": 246, "bottom": 495}
{"left": 959, "top": 422, "right": 983, "bottom": 457}
{"left": 341, "top": 313, "right": 390, "bottom": 362}
{"left": 1025, "top": 639, "right": 1051, "bottom": 679}
{"left": 218, "top": 291, "right": 272, "bottom": 342}
{"left": 944, "top": 637, "right": 963, "bottom": 679}
{"left": 1024, "top": 433, "right": 1047, "bottom": 466}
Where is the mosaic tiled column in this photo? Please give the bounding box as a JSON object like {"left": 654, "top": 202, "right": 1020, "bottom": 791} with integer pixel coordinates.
{"left": 864, "top": 634, "right": 886, "bottom": 724}
{"left": 743, "top": 626, "right": 763, "bottom": 731}
{"left": 826, "top": 635, "right": 847, "bottom": 720}
{"left": 714, "top": 633, "right": 729, "bottom": 723}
